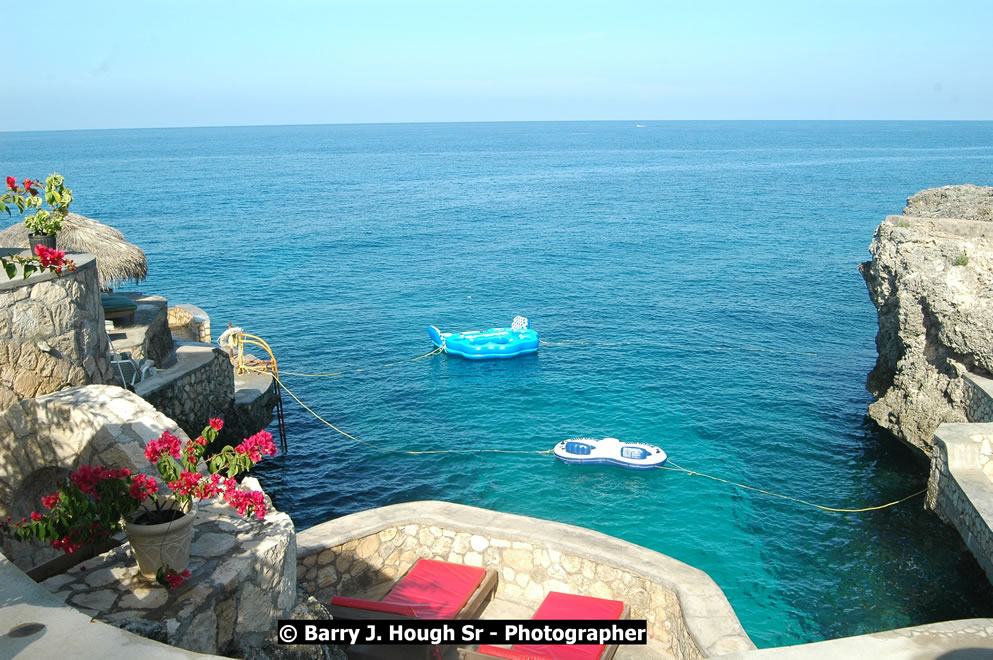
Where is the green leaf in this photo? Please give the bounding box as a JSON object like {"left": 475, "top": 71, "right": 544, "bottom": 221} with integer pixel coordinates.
{"left": 22, "top": 264, "right": 36, "bottom": 279}
{"left": 3, "top": 261, "right": 15, "bottom": 279}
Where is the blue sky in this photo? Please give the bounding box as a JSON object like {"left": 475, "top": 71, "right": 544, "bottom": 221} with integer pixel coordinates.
{"left": 5, "top": 0, "right": 992, "bottom": 130}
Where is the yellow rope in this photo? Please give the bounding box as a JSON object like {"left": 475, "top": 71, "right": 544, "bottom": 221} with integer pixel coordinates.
{"left": 242, "top": 338, "right": 916, "bottom": 514}
{"left": 256, "top": 369, "right": 551, "bottom": 457}
{"left": 659, "top": 461, "right": 926, "bottom": 513}
{"left": 276, "top": 346, "right": 444, "bottom": 378}
{"left": 539, "top": 339, "right": 817, "bottom": 356}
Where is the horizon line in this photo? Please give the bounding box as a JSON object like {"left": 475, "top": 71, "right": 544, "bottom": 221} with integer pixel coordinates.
{"left": 4, "top": 118, "right": 993, "bottom": 135}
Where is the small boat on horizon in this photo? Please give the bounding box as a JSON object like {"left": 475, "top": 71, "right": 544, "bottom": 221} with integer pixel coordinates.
{"left": 553, "top": 437, "right": 667, "bottom": 470}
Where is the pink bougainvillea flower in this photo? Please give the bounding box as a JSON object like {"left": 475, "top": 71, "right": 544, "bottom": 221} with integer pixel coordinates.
{"left": 144, "top": 431, "right": 183, "bottom": 462}
{"left": 234, "top": 430, "right": 278, "bottom": 462}
{"left": 5, "top": 176, "right": 15, "bottom": 190}
{"left": 209, "top": 418, "right": 223, "bottom": 432}
{"left": 22, "top": 178, "right": 35, "bottom": 191}
{"left": 128, "top": 473, "right": 159, "bottom": 502}
{"left": 30, "top": 512, "right": 42, "bottom": 521}
{"left": 41, "top": 492, "right": 60, "bottom": 509}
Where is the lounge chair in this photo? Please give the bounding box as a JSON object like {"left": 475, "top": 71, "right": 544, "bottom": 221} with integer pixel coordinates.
{"left": 101, "top": 293, "right": 137, "bottom": 325}
{"left": 460, "top": 591, "right": 629, "bottom": 660}
{"left": 106, "top": 332, "right": 155, "bottom": 390}
{"left": 329, "top": 558, "right": 497, "bottom": 659}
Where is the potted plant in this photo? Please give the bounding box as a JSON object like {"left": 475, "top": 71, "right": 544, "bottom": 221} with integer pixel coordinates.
{"left": 1, "top": 173, "right": 73, "bottom": 250}
{"left": 1, "top": 418, "right": 277, "bottom": 588}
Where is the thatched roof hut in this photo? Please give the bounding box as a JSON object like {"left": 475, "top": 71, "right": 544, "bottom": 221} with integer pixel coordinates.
{"left": 0, "top": 213, "right": 147, "bottom": 289}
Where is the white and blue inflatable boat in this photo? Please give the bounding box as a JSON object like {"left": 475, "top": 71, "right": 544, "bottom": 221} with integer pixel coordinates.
{"left": 553, "top": 437, "right": 668, "bottom": 470}
{"left": 428, "top": 316, "right": 539, "bottom": 360}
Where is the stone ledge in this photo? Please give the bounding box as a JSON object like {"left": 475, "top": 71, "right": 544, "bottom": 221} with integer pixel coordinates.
{"left": 928, "top": 422, "right": 993, "bottom": 584}
{"left": 719, "top": 618, "right": 993, "bottom": 659}
{"left": 0, "top": 251, "right": 96, "bottom": 291}
{"left": 297, "top": 500, "right": 754, "bottom": 658}
{"left": 0, "top": 551, "right": 223, "bottom": 659}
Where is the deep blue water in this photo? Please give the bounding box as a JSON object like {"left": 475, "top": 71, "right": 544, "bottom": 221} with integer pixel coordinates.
{"left": 3, "top": 121, "right": 993, "bottom": 647}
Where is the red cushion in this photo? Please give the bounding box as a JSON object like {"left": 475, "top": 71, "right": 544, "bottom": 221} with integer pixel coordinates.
{"left": 532, "top": 592, "right": 624, "bottom": 621}
{"left": 476, "top": 645, "right": 548, "bottom": 659}
{"left": 380, "top": 558, "right": 486, "bottom": 619}
{"left": 475, "top": 592, "right": 625, "bottom": 660}
{"left": 330, "top": 596, "right": 416, "bottom": 617}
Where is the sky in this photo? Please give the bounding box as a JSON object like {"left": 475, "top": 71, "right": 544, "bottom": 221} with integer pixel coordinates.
{"left": 3, "top": 0, "right": 993, "bottom": 130}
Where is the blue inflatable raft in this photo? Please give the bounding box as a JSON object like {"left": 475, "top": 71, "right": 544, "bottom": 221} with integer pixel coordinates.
{"left": 428, "top": 316, "right": 539, "bottom": 360}
{"left": 553, "top": 437, "right": 668, "bottom": 470}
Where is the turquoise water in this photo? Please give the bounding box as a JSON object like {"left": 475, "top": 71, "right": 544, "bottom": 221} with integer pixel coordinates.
{"left": 3, "top": 121, "right": 993, "bottom": 647}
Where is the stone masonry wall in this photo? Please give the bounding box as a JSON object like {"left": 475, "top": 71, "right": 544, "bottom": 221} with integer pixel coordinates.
{"left": 927, "top": 422, "right": 993, "bottom": 585}
{"left": 0, "top": 255, "right": 113, "bottom": 413}
{"left": 964, "top": 373, "right": 993, "bottom": 424}
{"left": 297, "top": 501, "right": 754, "bottom": 658}
{"left": 168, "top": 303, "right": 212, "bottom": 344}
{"left": 140, "top": 347, "right": 234, "bottom": 439}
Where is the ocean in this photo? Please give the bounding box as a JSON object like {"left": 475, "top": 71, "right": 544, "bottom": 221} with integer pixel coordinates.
{"left": 2, "top": 120, "right": 992, "bottom": 647}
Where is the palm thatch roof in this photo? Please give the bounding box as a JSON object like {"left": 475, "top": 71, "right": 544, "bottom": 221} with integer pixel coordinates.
{"left": 0, "top": 212, "right": 147, "bottom": 289}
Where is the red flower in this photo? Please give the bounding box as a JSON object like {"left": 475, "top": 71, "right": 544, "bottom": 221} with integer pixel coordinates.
{"left": 209, "top": 418, "right": 224, "bottom": 431}
{"left": 234, "top": 430, "right": 278, "bottom": 462}
{"left": 162, "top": 568, "right": 191, "bottom": 589}
{"left": 128, "top": 473, "right": 159, "bottom": 502}
{"left": 41, "top": 492, "right": 60, "bottom": 509}
{"left": 5, "top": 176, "right": 15, "bottom": 190}
{"left": 30, "top": 512, "right": 42, "bottom": 521}
{"left": 22, "top": 178, "right": 36, "bottom": 192}
{"left": 145, "top": 431, "right": 183, "bottom": 462}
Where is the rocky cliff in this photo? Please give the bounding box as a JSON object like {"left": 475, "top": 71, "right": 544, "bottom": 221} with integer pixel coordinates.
{"left": 860, "top": 185, "right": 993, "bottom": 456}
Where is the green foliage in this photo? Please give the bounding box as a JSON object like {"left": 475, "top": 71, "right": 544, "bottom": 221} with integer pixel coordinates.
{"left": 953, "top": 252, "right": 969, "bottom": 267}
{"left": 1, "top": 173, "right": 72, "bottom": 235}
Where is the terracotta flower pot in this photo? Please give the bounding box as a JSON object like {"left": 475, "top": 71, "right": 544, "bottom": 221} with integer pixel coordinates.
{"left": 124, "top": 498, "right": 197, "bottom": 579}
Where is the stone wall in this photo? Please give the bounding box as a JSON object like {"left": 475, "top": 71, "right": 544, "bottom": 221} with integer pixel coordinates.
{"left": 926, "top": 422, "right": 993, "bottom": 584}
{"left": 139, "top": 346, "right": 235, "bottom": 440}
{"left": 0, "top": 254, "right": 113, "bottom": 413}
{"left": 168, "top": 303, "right": 211, "bottom": 344}
{"left": 297, "top": 501, "right": 754, "bottom": 658}
{"left": 964, "top": 373, "right": 993, "bottom": 424}
{"left": 0, "top": 385, "right": 185, "bottom": 572}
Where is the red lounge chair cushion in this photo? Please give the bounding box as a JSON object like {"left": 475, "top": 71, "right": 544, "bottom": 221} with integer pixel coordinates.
{"left": 380, "top": 558, "right": 487, "bottom": 619}
{"left": 329, "top": 596, "right": 416, "bottom": 617}
{"left": 476, "top": 592, "right": 625, "bottom": 660}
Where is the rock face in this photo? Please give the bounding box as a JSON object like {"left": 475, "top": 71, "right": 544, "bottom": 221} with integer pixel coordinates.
{"left": 860, "top": 185, "right": 993, "bottom": 456}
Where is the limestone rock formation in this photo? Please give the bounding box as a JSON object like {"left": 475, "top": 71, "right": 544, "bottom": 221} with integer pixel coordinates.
{"left": 860, "top": 185, "right": 993, "bottom": 456}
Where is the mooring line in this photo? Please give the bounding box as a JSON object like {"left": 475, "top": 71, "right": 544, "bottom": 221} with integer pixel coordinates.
{"left": 540, "top": 338, "right": 817, "bottom": 356}
{"left": 252, "top": 368, "right": 551, "bottom": 457}
{"left": 658, "top": 460, "right": 926, "bottom": 513}
{"left": 276, "top": 346, "right": 444, "bottom": 378}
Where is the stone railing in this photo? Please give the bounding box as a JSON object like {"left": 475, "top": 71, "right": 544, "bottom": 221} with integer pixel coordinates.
{"left": 964, "top": 373, "right": 993, "bottom": 424}
{"left": 138, "top": 345, "right": 235, "bottom": 440}
{"left": 297, "top": 501, "right": 754, "bottom": 658}
{"left": 0, "top": 253, "right": 112, "bottom": 412}
{"left": 169, "top": 303, "right": 212, "bottom": 344}
{"left": 927, "top": 421, "right": 993, "bottom": 584}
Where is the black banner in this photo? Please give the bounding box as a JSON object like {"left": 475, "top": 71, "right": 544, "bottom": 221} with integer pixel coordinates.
{"left": 277, "top": 619, "right": 648, "bottom": 646}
